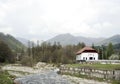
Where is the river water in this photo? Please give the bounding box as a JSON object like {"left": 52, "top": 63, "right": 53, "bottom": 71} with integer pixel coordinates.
{"left": 14, "top": 71, "right": 71, "bottom": 84}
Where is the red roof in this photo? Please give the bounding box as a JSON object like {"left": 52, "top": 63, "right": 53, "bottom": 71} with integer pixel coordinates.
{"left": 76, "top": 46, "right": 97, "bottom": 55}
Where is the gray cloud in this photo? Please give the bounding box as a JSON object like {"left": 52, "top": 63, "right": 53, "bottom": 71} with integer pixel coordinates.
{"left": 0, "top": 0, "right": 120, "bottom": 41}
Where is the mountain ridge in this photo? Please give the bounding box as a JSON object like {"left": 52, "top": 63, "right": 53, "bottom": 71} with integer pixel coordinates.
{"left": 96, "top": 34, "right": 120, "bottom": 46}
{"left": 46, "top": 33, "right": 105, "bottom": 46}
{"left": 46, "top": 33, "right": 120, "bottom": 46}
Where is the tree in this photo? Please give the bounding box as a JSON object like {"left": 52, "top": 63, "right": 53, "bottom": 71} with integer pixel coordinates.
{"left": 76, "top": 42, "right": 85, "bottom": 51}
{"left": 27, "top": 41, "right": 31, "bottom": 57}
{"left": 0, "top": 40, "right": 14, "bottom": 63}
{"left": 20, "top": 56, "right": 34, "bottom": 67}
{"left": 107, "top": 43, "right": 114, "bottom": 59}
{"left": 81, "top": 42, "right": 85, "bottom": 48}
{"left": 92, "top": 43, "right": 95, "bottom": 49}
{"left": 26, "top": 40, "right": 86, "bottom": 64}
{"left": 97, "top": 47, "right": 102, "bottom": 59}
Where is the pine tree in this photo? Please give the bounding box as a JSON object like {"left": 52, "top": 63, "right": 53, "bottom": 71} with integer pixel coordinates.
{"left": 107, "top": 43, "right": 114, "bottom": 59}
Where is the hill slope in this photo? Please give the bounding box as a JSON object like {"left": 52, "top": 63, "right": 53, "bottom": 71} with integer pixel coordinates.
{"left": 17, "top": 37, "right": 28, "bottom": 47}
{"left": 0, "top": 32, "right": 26, "bottom": 52}
{"left": 97, "top": 35, "right": 120, "bottom": 45}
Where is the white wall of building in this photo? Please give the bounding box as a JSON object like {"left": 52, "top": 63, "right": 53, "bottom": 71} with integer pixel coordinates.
{"left": 76, "top": 52, "right": 98, "bottom": 61}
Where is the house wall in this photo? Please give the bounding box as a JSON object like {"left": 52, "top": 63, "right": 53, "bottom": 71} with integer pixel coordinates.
{"left": 76, "top": 52, "right": 98, "bottom": 61}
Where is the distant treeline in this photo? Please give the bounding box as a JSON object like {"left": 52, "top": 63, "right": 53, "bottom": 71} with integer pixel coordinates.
{"left": 25, "top": 42, "right": 86, "bottom": 64}
{"left": 93, "top": 43, "right": 120, "bottom": 60}
{"left": 0, "top": 39, "right": 120, "bottom": 64}
{"left": 20, "top": 41, "right": 120, "bottom": 65}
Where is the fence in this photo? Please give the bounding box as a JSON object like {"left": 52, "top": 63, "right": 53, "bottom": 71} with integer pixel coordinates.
{"left": 60, "top": 66, "right": 120, "bottom": 80}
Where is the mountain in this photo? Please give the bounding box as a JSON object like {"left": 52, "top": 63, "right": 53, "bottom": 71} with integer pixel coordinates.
{"left": 17, "top": 37, "right": 28, "bottom": 47}
{"left": 0, "top": 32, "right": 26, "bottom": 52}
{"left": 47, "top": 33, "right": 120, "bottom": 46}
{"left": 46, "top": 33, "right": 105, "bottom": 46}
{"left": 97, "top": 34, "right": 120, "bottom": 45}
{"left": 47, "top": 33, "right": 78, "bottom": 45}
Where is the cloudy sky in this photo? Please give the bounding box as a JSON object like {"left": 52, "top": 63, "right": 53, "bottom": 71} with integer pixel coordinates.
{"left": 0, "top": 0, "right": 120, "bottom": 41}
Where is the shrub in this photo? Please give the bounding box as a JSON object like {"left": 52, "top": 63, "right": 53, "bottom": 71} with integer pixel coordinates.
{"left": 20, "top": 56, "right": 34, "bottom": 67}
{"left": 0, "top": 70, "right": 13, "bottom": 84}
{"left": 109, "top": 54, "right": 119, "bottom": 60}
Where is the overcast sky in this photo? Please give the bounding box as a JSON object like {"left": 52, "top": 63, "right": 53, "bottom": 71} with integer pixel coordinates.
{"left": 0, "top": 0, "right": 120, "bottom": 41}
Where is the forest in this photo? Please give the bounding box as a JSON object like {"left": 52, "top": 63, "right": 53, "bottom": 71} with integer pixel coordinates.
{"left": 20, "top": 41, "right": 120, "bottom": 66}
{"left": 0, "top": 40, "right": 120, "bottom": 66}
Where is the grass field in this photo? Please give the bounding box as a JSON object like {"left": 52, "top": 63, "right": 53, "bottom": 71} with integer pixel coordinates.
{"left": 66, "top": 63, "right": 120, "bottom": 70}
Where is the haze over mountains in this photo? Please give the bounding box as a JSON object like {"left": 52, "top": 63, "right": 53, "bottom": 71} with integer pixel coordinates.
{"left": 46, "top": 33, "right": 120, "bottom": 46}
{"left": 0, "top": 32, "right": 120, "bottom": 48}
{"left": 17, "top": 37, "right": 29, "bottom": 47}
{"left": 16, "top": 33, "right": 120, "bottom": 46}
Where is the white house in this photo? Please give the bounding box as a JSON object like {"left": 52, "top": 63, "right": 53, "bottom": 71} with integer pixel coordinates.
{"left": 76, "top": 46, "right": 98, "bottom": 62}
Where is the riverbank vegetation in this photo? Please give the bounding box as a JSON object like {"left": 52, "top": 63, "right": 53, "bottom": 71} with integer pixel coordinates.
{"left": 66, "top": 64, "right": 120, "bottom": 70}
{"left": 20, "top": 41, "right": 120, "bottom": 66}
{"left": 0, "top": 69, "right": 14, "bottom": 84}
{"left": 0, "top": 39, "right": 120, "bottom": 66}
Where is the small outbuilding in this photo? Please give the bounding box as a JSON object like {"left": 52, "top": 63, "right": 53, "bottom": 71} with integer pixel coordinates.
{"left": 76, "top": 46, "right": 98, "bottom": 62}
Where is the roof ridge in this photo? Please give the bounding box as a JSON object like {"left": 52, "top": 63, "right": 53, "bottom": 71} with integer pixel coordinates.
{"left": 76, "top": 46, "right": 97, "bottom": 55}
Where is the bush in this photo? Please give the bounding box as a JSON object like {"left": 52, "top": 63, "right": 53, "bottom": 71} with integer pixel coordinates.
{"left": 0, "top": 70, "right": 13, "bottom": 84}
{"left": 20, "top": 56, "right": 34, "bottom": 67}
{"left": 112, "top": 80, "right": 120, "bottom": 84}
{"left": 109, "top": 54, "right": 119, "bottom": 60}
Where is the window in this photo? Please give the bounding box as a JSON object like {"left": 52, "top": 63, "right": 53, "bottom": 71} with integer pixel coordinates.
{"left": 83, "top": 57, "right": 85, "bottom": 60}
{"left": 89, "top": 57, "right": 93, "bottom": 60}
